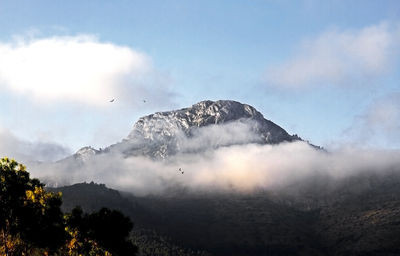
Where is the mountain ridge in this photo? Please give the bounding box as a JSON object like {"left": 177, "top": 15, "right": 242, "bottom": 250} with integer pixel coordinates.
{"left": 71, "top": 100, "right": 311, "bottom": 161}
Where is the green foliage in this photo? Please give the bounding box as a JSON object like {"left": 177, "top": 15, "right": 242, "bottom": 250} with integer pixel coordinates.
{"left": 0, "top": 157, "right": 66, "bottom": 255}
{"left": 0, "top": 157, "right": 138, "bottom": 256}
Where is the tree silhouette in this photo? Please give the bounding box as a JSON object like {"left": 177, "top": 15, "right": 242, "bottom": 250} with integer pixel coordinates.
{"left": 0, "top": 157, "right": 66, "bottom": 255}
{"left": 66, "top": 206, "right": 138, "bottom": 255}
{"left": 0, "top": 157, "right": 138, "bottom": 256}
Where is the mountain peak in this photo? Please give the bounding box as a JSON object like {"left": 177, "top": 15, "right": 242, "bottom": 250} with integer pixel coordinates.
{"left": 76, "top": 146, "right": 99, "bottom": 155}
{"left": 74, "top": 146, "right": 100, "bottom": 161}
{"left": 128, "top": 100, "right": 267, "bottom": 140}
{"left": 62, "top": 100, "right": 314, "bottom": 162}
{"left": 188, "top": 100, "right": 263, "bottom": 124}
{"left": 116, "top": 100, "right": 301, "bottom": 158}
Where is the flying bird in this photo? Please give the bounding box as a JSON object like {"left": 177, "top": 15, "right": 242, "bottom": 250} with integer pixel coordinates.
{"left": 109, "top": 99, "right": 115, "bottom": 103}
{"left": 143, "top": 99, "right": 146, "bottom": 103}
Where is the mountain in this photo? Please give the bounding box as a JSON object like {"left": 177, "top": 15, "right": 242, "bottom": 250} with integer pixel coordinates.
{"left": 126, "top": 100, "right": 298, "bottom": 145}
{"left": 52, "top": 170, "right": 400, "bottom": 256}
{"left": 70, "top": 100, "right": 306, "bottom": 161}
{"left": 46, "top": 100, "right": 400, "bottom": 255}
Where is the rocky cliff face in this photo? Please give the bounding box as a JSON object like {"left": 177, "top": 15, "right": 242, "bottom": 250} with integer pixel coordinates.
{"left": 128, "top": 100, "right": 295, "bottom": 142}
{"left": 107, "top": 100, "right": 301, "bottom": 158}
{"left": 71, "top": 100, "right": 305, "bottom": 160}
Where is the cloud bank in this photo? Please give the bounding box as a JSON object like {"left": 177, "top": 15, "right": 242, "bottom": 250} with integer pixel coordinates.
{"left": 0, "top": 35, "right": 174, "bottom": 107}
{"left": 266, "top": 22, "right": 400, "bottom": 88}
{"left": 28, "top": 124, "right": 400, "bottom": 195}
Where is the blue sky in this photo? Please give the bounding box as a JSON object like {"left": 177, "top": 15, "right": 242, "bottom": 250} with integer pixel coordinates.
{"left": 0, "top": 0, "right": 399, "bottom": 160}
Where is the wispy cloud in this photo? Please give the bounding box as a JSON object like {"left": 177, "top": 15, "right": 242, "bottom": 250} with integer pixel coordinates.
{"left": 0, "top": 127, "right": 71, "bottom": 162}
{"left": 266, "top": 22, "right": 400, "bottom": 88}
{"left": 344, "top": 92, "right": 400, "bottom": 148}
{"left": 0, "top": 34, "right": 175, "bottom": 107}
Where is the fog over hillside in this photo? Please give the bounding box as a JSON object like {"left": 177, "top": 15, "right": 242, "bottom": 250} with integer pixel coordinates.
{"left": 32, "top": 141, "right": 400, "bottom": 195}
{"left": 25, "top": 101, "right": 400, "bottom": 196}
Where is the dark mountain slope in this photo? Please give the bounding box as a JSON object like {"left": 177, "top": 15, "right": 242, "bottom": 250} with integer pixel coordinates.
{"left": 53, "top": 183, "right": 321, "bottom": 256}
{"left": 50, "top": 171, "right": 400, "bottom": 256}
{"left": 48, "top": 100, "right": 399, "bottom": 255}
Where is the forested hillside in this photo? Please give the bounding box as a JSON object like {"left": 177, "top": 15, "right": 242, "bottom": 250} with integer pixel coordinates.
{"left": 54, "top": 171, "right": 400, "bottom": 256}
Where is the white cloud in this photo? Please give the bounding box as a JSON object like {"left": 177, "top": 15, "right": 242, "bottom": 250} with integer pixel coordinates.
{"left": 31, "top": 138, "right": 400, "bottom": 195}
{"left": 266, "top": 22, "right": 400, "bottom": 88}
{"left": 0, "top": 35, "right": 172, "bottom": 106}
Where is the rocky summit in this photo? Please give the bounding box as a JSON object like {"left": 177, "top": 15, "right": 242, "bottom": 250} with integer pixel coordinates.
{"left": 128, "top": 100, "right": 297, "bottom": 142}
{"left": 103, "top": 100, "right": 303, "bottom": 159}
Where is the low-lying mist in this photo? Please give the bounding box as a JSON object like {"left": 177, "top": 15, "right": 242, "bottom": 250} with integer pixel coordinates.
{"left": 29, "top": 140, "right": 400, "bottom": 196}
